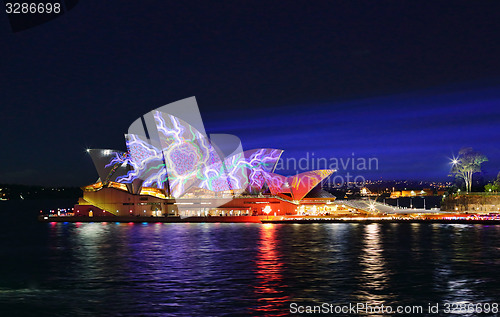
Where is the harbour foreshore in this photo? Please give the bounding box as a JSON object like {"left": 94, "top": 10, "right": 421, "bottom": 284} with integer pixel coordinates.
{"left": 39, "top": 214, "right": 500, "bottom": 224}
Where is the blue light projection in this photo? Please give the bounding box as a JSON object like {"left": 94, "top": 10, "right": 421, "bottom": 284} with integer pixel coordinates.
{"left": 87, "top": 100, "right": 292, "bottom": 199}
{"left": 222, "top": 152, "right": 249, "bottom": 193}
{"left": 104, "top": 151, "right": 133, "bottom": 183}
{"left": 88, "top": 149, "right": 128, "bottom": 184}
{"left": 152, "top": 112, "right": 282, "bottom": 196}
{"left": 244, "top": 149, "right": 282, "bottom": 193}
{"left": 199, "top": 159, "right": 232, "bottom": 193}
{"left": 154, "top": 111, "right": 216, "bottom": 197}
{"left": 125, "top": 134, "right": 168, "bottom": 188}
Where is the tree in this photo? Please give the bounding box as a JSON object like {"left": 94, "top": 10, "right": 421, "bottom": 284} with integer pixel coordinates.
{"left": 445, "top": 184, "right": 459, "bottom": 195}
{"left": 449, "top": 147, "right": 488, "bottom": 193}
{"left": 485, "top": 183, "right": 499, "bottom": 193}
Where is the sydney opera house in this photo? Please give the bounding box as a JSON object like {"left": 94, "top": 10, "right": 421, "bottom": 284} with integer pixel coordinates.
{"left": 74, "top": 97, "right": 336, "bottom": 220}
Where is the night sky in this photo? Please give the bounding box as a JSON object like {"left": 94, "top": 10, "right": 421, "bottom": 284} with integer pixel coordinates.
{"left": 1, "top": 1, "right": 500, "bottom": 186}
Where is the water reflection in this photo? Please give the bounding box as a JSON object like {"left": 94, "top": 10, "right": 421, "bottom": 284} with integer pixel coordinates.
{"left": 432, "top": 224, "right": 493, "bottom": 308}
{"left": 3, "top": 208, "right": 500, "bottom": 317}
{"left": 356, "top": 224, "right": 392, "bottom": 305}
{"left": 252, "top": 224, "right": 289, "bottom": 316}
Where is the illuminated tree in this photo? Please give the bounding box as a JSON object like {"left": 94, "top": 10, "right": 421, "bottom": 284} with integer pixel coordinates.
{"left": 485, "top": 172, "right": 500, "bottom": 192}
{"left": 449, "top": 147, "right": 488, "bottom": 193}
{"left": 485, "top": 183, "right": 499, "bottom": 193}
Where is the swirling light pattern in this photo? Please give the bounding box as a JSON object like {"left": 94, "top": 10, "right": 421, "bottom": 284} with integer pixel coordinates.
{"left": 222, "top": 152, "right": 249, "bottom": 194}
{"left": 244, "top": 149, "right": 283, "bottom": 194}
{"left": 125, "top": 134, "right": 168, "bottom": 188}
{"left": 154, "top": 111, "right": 217, "bottom": 197}
{"left": 86, "top": 100, "right": 334, "bottom": 202}
{"left": 88, "top": 149, "right": 127, "bottom": 184}
{"left": 103, "top": 151, "right": 132, "bottom": 183}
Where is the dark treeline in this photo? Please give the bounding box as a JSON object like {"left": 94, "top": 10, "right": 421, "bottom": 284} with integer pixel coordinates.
{"left": 0, "top": 184, "right": 82, "bottom": 201}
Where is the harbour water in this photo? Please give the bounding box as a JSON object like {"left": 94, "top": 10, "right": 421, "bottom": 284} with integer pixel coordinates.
{"left": 1, "top": 200, "right": 500, "bottom": 316}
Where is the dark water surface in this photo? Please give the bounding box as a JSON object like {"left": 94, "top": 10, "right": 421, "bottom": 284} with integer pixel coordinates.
{"left": 1, "top": 200, "right": 500, "bottom": 316}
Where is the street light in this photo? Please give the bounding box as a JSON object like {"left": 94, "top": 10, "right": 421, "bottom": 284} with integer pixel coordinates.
{"left": 368, "top": 203, "right": 376, "bottom": 212}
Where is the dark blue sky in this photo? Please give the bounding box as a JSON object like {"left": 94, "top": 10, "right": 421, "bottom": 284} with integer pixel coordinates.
{"left": 205, "top": 82, "right": 500, "bottom": 181}
{"left": 1, "top": 1, "right": 500, "bottom": 186}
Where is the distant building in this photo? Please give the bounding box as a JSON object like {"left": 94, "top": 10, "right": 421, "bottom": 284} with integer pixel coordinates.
{"left": 390, "top": 189, "right": 445, "bottom": 198}
{"left": 360, "top": 187, "right": 379, "bottom": 196}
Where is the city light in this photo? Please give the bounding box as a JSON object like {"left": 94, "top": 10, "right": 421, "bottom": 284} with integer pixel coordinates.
{"left": 368, "top": 203, "right": 376, "bottom": 212}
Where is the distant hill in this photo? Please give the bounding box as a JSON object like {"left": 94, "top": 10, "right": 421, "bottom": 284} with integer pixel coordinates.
{"left": 0, "top": 184, "right": 82, "bottom": 201}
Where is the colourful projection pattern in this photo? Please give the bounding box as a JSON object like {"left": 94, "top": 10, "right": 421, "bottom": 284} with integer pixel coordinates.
{"left": 197, "top": 144, "right": 233, "bottom": 193}
{"left": 102, "top": 151, "right": 133, "bottom": 184}
{"left": 197, "top": 148, "right": 282, "bottom": 194}
{"left": 244, "top": 149, "right": 283, "bottom": 193}
{"left": 199, "top": 160, "right": 232, "bottom": 192}
{"left": 222, "top": 152, "right": 249, "bottom": 193}
{"left": 154, "top": 111, "right": 218, "bottom": 197}
{"left": 88, "top": 149, "right": 127, "bottom": 184}
{"left": 104, "top": 151, "right": 133, "bottom": 182}
{"left": 125, "top": 134, "right": 168, "bottom": 188}
{"left": 288, "top": 170, "right": 334, "bottom": 201}
{"left": 87, "top": 102, "right": 325, "bottom": 201}
{"left": 152, "top": 112, "right": 283, "bottom": 196}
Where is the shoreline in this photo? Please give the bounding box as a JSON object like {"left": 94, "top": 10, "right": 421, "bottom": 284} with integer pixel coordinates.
{"left": 38, "top": 215, "right": 267, "bottom": 223}
{"left": 38, "top": 215, "right": 500, "bottom": 225}
{"left": 261, "top": 219, "right": 500, "bottom": 224}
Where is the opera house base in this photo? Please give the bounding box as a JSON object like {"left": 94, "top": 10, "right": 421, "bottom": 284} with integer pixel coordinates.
{"left": 40, "top": 186, "right": 500, "bottom": 224}
{"left": 262, "top": 216, "right": 500, "bottom": 224}
{"left": 39, "top": 213, "right": 500, "bottom": 224}
{"left": 38, "top": 215, "right": 269, "bottom": 223}
{"left": 61, "top": 184, "right": 343, "bottom": 222}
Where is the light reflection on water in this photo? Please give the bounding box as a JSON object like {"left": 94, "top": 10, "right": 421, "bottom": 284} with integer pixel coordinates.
{"left": 356, "top": 224, "right": 392, "bottom": 306}
{"left": 252, "top": 224, "right": 289, "bottom": 316}
{"left": 1, "top": 210, "right": 500, "bottom": 316}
